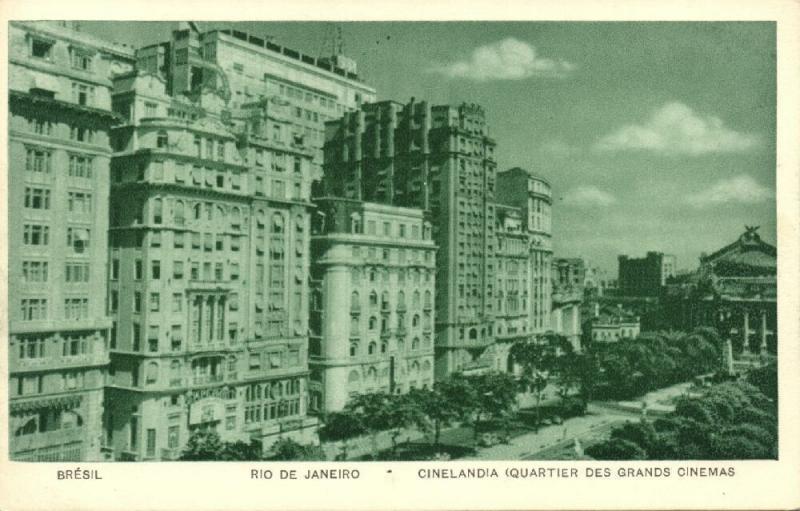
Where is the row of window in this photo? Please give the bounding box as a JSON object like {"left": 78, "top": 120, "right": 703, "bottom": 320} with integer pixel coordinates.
{"left": 24, "top": 148, "right": 94, "bottom": 177}
{"left": 21, "top": 261, "right": 89, "bottom": 283}
{"left": 22, "top": 224, "right": 91, "bottom": 252}
{"left": 29, "top": 36, "right": 94, "bottom": 73}
{"left": 16, "top": 334, "right": 90, "bottom": 359}
{"left": 23, "top": 187, "right": 92, "bottom": 213}
{"left": 19, "top": 297, "right": 90, "bottom": 321}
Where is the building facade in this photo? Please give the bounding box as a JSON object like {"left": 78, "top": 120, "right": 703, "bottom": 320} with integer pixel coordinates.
{"left": 322, "top": 99, "right": 499, "bottom": 379}
{"left": 8, "top": 21, "right": 135, "bottom": 461}
{"left": 103, "top": 64, "right": 316, "bottom": 460}
{"left": 617, "top": 251, "right": 676, "bottom": 297}
{"left": 551, "top": 258, "right": 584, "bottom": 351}
{"left": 309, "top": 198, "right": 436, "bottom": 412}
{"left": 135, "top": 23, "right": 376, "bottom": 182}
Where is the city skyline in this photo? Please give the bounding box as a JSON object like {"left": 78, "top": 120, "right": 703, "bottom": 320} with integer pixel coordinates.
{"left": 80, "top": 20, "right": 777, "bottom": 273}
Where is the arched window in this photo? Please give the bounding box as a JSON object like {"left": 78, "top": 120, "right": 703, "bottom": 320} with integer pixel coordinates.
{"left": 350, "top": 291, "right": 360, "bottom": 312}
{"left": 350, "top": 342, "right": 358, "bottom": 357}
{"left": 350, "top": 314, "right": 359, "bottom": 335}
{"left": 230, "top": 207, "right": 242, "bottom": 230}
{"left": 193, "top": 203, "right": 202, "bottom": 221}
{"left": 381, "top": 341, "right": 388, "bottom": 354}
{"left": 397, "top": 338, "right": 405, "bottom": 353}
{"left": 272, "top": 213, "right": 284, "bottom": 234}
{"left": 412, "top": 314, "right": 420, "bottom": 328}
{"left": 369, "top": 291, "right": 378, "bottom": 308}
{"left": 152, "top": 197, "right": 163, "bottom": 224}
{"left": 412, "top": 337, "right": 420, "bottom": 350}
{"left": 469, "top": 328, "right": 478, "bottom": 340}
{"left": 397, "top": 291, "right": 406, "bottom": 309}
{"left": 145, "top": 361, "right": 159, "bottom": 384}
{"left": 348, "top": 370, "right": 360, "bottom": 386}
{"left": 424, "top": 290, "right": 432, "bottom": 308}
{"left": 367, "top": 366, "right": 377, "bottom": 382}
{"left": 170, "top": 360, "right": 181, "bottom": 381}
{"left": 216, "top": 205, "right": 226, "bottom": 229}
{"left": 422, "top": 360, "right": 432, "bottom": 374}
{"left": 369, "top": 316, "right": 377, "bottom": 330}
{"left": 173, "top": 200, "right": 185, "bottom": 225}
{"left": 381, "top": 291, "right": 390, "bottom": 311}
{"left": 410, "top": 360, "right": 420, "bottom": 375}
{"left": 412, "top": 291, "right": 421, "bottom": 309}
{"left": 157, "top": 130, "right": 168, "bottom": 148}
{"left": 368, "top": 342, "right": 376, "bottom": 355}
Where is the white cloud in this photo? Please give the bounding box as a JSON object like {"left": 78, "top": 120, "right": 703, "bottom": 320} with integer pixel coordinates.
{"left": 595, "top": 101, "right": 760, "bottom": 155}
{"left": 687, "top": 174, "right": 773, "bottom": 207}
{"left": 433, "top": 38, "right": 575, "bottom": 81}
{"left": 563, "top": 185, "right": 617, "bottom": 207}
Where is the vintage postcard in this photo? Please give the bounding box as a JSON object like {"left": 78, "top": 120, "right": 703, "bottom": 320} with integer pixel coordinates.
{"left": 1, "top": 0, "right": 799, "bottom": 510}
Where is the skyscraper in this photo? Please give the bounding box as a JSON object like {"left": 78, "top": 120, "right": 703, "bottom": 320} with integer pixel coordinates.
{"left": 322, "top": 99, "right": 498, "bottom": 378}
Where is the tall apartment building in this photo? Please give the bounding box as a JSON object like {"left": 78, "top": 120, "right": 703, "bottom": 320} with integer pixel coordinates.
{"left": 309, "top": 198, "right": 436, "bottom": 412}
{"left": 480, "top": 169, "right": 555, "bottom": 370}
{"left": 322, "top": 99, "right": 498, "bottom": 379}
{"left": 103, "top": 63, "right": 316, "bottom": 460}
{"left": 134, "top": 23, "right": 376, "bottom": 182}
{"left": 495, "top": 168, "right": 553, "bottom": 336}
{"left": 8, "top": 21, "right": 135, "bottom": 461}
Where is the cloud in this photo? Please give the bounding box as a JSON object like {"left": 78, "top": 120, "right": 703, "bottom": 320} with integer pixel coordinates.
{"left": 563, "top": 185, "right": 617, "bottom": 207}
{"left": 595, "top": 102, "right": 760, "bottom": 155}
{"left": 433, "top": 38, "right": 575, "bottom": 81}
{"left": 687, "top": 174, "right": 773, "bottom": 207}
{"left": 540, "top": 139, "right": 580, "bottom": 157}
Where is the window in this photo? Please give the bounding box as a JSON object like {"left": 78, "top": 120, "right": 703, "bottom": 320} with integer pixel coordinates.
{"left": 64, "top": 298, "right": 89, "bottom": 320}
{"left": 173, "top": 261, "right": 184, "bottom": 280}
{"left": 71, "top": 83, "right": 95, "bottom": 106}
{"left": 24, "top": 187, "right": 51, "bottom": 210}
{"left": 110, "top": 290, "right": 118, "bottom": 312}
{"left": 68, "top": 155, "right": 93, "bottom": 177}
{"left": 21, "top": 298, "right": 47, "bottom": 321}
{"left": 26, "top": 147, "right": 51, "bottom": 173}
{"left": 22, "top": 261, "right": 49, "bottom": 282}
{"left": 111, "top": 259, "right": 119, "bottom": 280}
{"left": 23, "top": 224, "right": 49, "bottom": 246}
{"left": 18, "top": 336, "right": 45, "bottom": 359}
{"left": 145, "top": 102, "right": 157, "bottom": 117}
{"left": 71, "top": 49, "right": 92, "bottom": 70}
{"left": 134, "top": 292, "right": 142, "bottom": 313}
{"left": 134, "top": 260, "right": 143, "bottom": 280}
{"left": 66, "top": 227, "right": 90, "bottom": 253}
{"left": 172, "top": 293, "right": 183, "bottom": 313}
{"left": 156, "top": 130, "right": 168, "bottom": 148}
{"left": 31, "top": 37, "right": 54, "bottom": 58}
{"left": 65, "top": 262, "right": 89, "bottom": 283}
{"left": 67, "top": 191, "right": 92, "bottom": 214}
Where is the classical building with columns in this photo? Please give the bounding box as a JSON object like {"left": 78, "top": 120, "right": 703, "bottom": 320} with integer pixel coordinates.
{"left": 665, "top": 226, "right": 777, "bottom": 356}
{"left": 8, "top": 21, "right": 134, "bottom": 461}
{"left": 551, "top": 258, "right": 584, "bottom": 351}
{"left": 309, "top": 198, "right": 436, "bottom": 412}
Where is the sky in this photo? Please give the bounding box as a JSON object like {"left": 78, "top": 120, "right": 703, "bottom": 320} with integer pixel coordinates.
{"left": 80, "top": 21, "right": 777, "bottom": 273}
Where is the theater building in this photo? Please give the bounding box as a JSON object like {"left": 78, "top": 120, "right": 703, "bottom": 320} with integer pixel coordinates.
{"left": 309, "top": 198, "right": 436, "bottom": 412}
{"left": 7, "top": 21, "right": 134, "bottom": 461}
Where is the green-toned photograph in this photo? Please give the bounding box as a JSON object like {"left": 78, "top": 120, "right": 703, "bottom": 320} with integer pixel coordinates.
{"left": 8, "top": 20, "right": 776, "bottom": 463}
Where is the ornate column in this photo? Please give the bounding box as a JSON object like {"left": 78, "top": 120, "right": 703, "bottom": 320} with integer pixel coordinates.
{"left": 742, "top": 309, "right": 750, "bottom": 354}
{"left": 760, "top": 309, "right": 768, "bottom": 353}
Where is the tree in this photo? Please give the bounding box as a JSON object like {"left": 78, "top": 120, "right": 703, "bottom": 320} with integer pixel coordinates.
{"left": 470, "top": 372, "right": 519, "bottom": 440}
{"left": 180, "top": 429, "right": 262, "bottom": 461}
{"left": 319, "top": 411, "right": 366, "bottom": 460}
{"left": 344, "top": 392, "right": 396, "bottom": 459}
{"left": 747, "top": 362, "right": 777, "bottom": 401}
{"left": 408, "top": 378, "right": 476, "bottom": 450}
{"left": 382, "top": 393, "right": 426, "bottom": 458}
{"left": 271, "top": 437, "right": 326, "bottom": 461}
{"left": 510, "top": 334, "right": 569, "bottom": 430}
{"left": 586, "top": 438, "right": 647, "bottom": 460}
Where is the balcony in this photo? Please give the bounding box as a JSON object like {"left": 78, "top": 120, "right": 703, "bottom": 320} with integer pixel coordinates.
{"left": 12, "top": 352, "right": 109, "bottom": 373}
{"left": 192, "top": 373, "right": 224, "bottom": 386}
